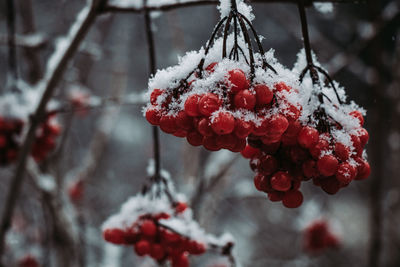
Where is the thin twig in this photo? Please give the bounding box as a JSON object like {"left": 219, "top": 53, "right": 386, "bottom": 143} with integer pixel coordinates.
{"left": 5, "top": 0, "right": 18, "bottom": 92}
{"left": 0, "top": 0, "right": 108, "bottom": 261}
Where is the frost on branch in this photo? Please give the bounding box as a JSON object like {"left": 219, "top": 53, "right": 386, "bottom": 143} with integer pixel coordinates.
{"left": 102, "top": 168, "right": 234, "bottom": 267}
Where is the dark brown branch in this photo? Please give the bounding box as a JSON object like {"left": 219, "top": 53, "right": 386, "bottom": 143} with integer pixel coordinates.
{"left": 0, "top": 0, "right": 108, "bottom": 261}
{"left": 103, "top": 0, "right": 365, "bottom": 13}
{"left": 5, "top": 0, "right": 18, "bottom": 91}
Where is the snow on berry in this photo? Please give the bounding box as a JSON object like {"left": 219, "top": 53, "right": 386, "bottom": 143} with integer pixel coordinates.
{"left": 144, "top": 27, "right": 301, "bottom": 153}
{"left": 102, "top": 169, "right": 233, "bottom": 267}
{"left": 242, "top": 50, "right": 370, "bottom": 208}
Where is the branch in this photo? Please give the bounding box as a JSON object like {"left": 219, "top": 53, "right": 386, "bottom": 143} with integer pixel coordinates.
{"left": 0, "top": 0, "right": 108, "bottom": 260}
{"left": 103, "top": 0, "right": 364, "bottom": 13}
{"left": 5, "top": 0, "right": 18, "bottom": 91}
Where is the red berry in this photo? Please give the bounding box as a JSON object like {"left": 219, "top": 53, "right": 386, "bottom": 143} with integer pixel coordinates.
{"left": 184, "top": 94, "right": 201, "bottom": 117}
{"left": 282, "top": 190, "right": 303, "bottom": 208}
{"left": 205, "top": 62, "right": 218, "bottom": 73}
{"left": 197, "top": 118, "right": 214, "bottom": 137}
{"left": 309, "top": 138, "right": 330, "bottom": 159}
{"left": 211, "top": 112, "right": 235, "bottom": 135}
{"left": 357, "top": 128, "right": 369, "bottom": 147}
{"left": 175, "top": 202, "right": 187, "bottom": 213}
{"left": 267, "top": 115, "right": 289, "bottom": 136}
{"left": 18, "top": 255, "right": 39, "bottom": 267}
{"left": 134, "top": 240, "right": 151, "bottom": 256}
{"left": 317, "top": 155, "right": 339, "bottom": 177}
{"left": 350, "top": 110, "right": 364, "bottom": 126}
{"left": 150, "top": 89, "right": 164, "bottom": 105}
{"left": 335, "top": 142, "right": 350, "bottom": 161}
{"left": 270, "top": 171, "right": 292, "bottom": 192}
{"left": 234, "top": 89, "right": 256, "bottom": 110}
{"left": 159, "top": 115, "right": 178, "bottom": 134}
{"left": 188, "top": 241, "right": 206, "bottom": 255}
{"left": 355, "top": 158, "right": 370, "bottom": 180}
{"left": 274, "top": 82, "right": 292, "bottom": 92}
{"left": 258, "top": 155, "right": 278, "bottom": 175}
{"left": 252, "top": 118, "right": 269, "bottom": 136}
{"left": 320, "top": 177, "right": 341, "bottom": 195}
{"left": 268, "top": 191, "right": 284, "bottom": 202}
{"left": 68, "top": 180, "right": 84, "bottom": 202}
{"left": 302, "top": 160, "right": 319, "bottom": 178}
{"left": 254, "top": 173, "right": 271, "bottom": 192}
{"left": 103, "top": 228, "right": 126, "bottom": 244}
{"left": 203, "top": 136, "right": 221, "bottom": 151}
{"left": 351, "top": 135, "right": 363, "bottom": 156}
{"left": 176, "top": 111, "right": 193, "bottom": 131}
{"left": 141, "top": 220, "right": 157, "bottom": 237}
{"left": 198, "top": 93, "right": 222, "bottom": 116}
{"left": 150, "top": 244, "right": 165, "bottom": 260}
{"left": 186, "top": 131, "right": 203, "bottom": 146}
{"left": 145, "top": 107, "right": 161, "bottom": 125}
{"left": 298, "top": 126, "right": 319, "bottom": 149}
{"left": 336, "top": 162, "right": 356, "bottom": 183}
{"left": 227, "top": 69, "right": 249, "bottom": 93}
{"left": 254, "top": 84, "right": 273, "bottom": 106}
{"left": 241, "top": 145, "right": 259, "bottom": 159}
{"left": 234, "top": 119, "right": 253, "bottom": 139}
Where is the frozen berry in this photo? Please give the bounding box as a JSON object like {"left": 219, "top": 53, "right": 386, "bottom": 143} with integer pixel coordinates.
{"left": 270, "top": 171, "right": 292, "bottom": 192}
{"left": 141, "top": 220, "right": 157, "bottom": 237}
{"left": 298, "top": 126, "right": 319, "bottom": 149}
{"left": 227, "top": 69, "right": 249, "bottom": 93}
{"left": 234, "top": 89, "right": 256, "bottom": 110}
{"left": 198, "top": 93, "right": 222, "bottom": 116}
{"left": 134, "top": 240, "right": 151, "bottom": 256}
{"left": 282, "top": 190, "right": 303, "bottom": 208}
{"left": 211, "top": 112, "right": 235, "bottom": 135}
{"left": 254, "top": 84, "right": 273, "bottom": 106}
{"left": 184, "top": 94, "right": 201, "bottom": 117}
{"left": 317, "top": 155, "right": 339, "bottom": 177}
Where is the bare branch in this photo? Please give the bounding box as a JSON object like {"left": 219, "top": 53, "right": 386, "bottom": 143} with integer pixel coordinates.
{"left": 0, "top": 0, "right": 108, "bottom": 260}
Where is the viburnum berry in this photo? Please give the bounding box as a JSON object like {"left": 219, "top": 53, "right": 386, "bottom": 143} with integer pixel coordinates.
{"left": 184, "top": 94, "right": 202, "bottom": 117}
{"left": 317, "top": 155, "right": 339, "bottom": 177}
{"left": 270, "top": 171, "right": 292, "bottom": 192}
{"left": 336, "top": 162, "right": 356, "bottom": 184}
{"left": 241, "top": 145, "right": 259, "bottom": 159}
{"left": 354, "top": 158, "right": 370, "bottom": 180}
{"left": 150, "top": 89, "right": 164, "bottom": 105}
{"left": 274, "top": 82, "right": 292, "bottom": 92}
{"left": 186, "top": 131, "right": 203, "bottom": 146}
{"left": 320, "top": 177, "right": 341, "bottom": 195}
{"left": 254, "top": 84, "right": 273, "bottom": 106}
{"left": 298, "top": 126, "right": 319, "bottom": 149}
{"left": 350, "top": 110, "right": 364, "bottom": 126}
{"left": 197, "top": 118, "right": 214, "bottom": 137}
{"left": 134, "top": 240, "right": 151, "bottom": 256}
{"left": 176, "top": 111, "right": 193, "bottom": 131}
{"left": 198, "top": 93, "right": 222, "bottom": 116}
{"left": 309, "top": 137, "right": 330, "bottom": 159}
{"left": 334, "top": 142, "right": 350, "bottom": 161}
{"left": 267, "top": 114, "right": 289, "bottom": 136}
{"left": 227, "top": 69, "right": 249, "bottom": 93}
{"left": 234, "top": 119, "right": 253, "bottom": 139}
{"left": 258, "top": 155, "right": 278, "bottom": 175}
{"left": 103, "top": 228, "right": 126, "bottom": 244}
{"left": 205, "top": 62, "right": 218, "bottom": 73}
{"left": 234, "top": 89, "right": 256, "bottom": 110}
{"left": 203, "top": 136, "right": 221, "bottom": 151}
{"left": 68, "top": 180, "right": 84, "bottom": 203}
{"left": 282, "top": 190, "right": 303, "bottom": 208}
{"left": 145, "top": 107, "right": 161, "bottom": 125}
{"left": 210, "top": 112, "right": 235, "bottom": 135}
{"left": 268, "top": 191, "right": 284, "bottom": 202}
{"left": 175, "top": 202, "right": 188, "bottom": 213}
{"left": 150, "top": 244, "right": 165, "bottom": 260}
{"left": 141, "top": 220, "right": 157, "bottom": 237}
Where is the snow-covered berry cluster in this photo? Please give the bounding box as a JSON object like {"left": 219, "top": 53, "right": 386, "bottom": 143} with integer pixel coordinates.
{"left": 101, "top": 169, "right": 233, "bottom": 267}
{"left": 145, "top": 34, "right": 301, "bottom": 153}
{"left": 241, "top": 52, "right": 370, "bottom": 208}
{"left": 303, "top": 219, "right": 340, "bottom": 253}
{"left": 103, "top": 201, "right": 205, "bottom": 267}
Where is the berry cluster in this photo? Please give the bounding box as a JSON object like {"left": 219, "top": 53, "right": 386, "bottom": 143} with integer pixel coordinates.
{"left": 0, "top": 116, "right": 23, "bottom": 165}
{"left": 103, "top": 194, "right": 208, "bottom": 267}
{"left": 31, "top": 116, "right": 61, "bottom": 162}
{"left": 146, "top": 59, "right": 300, "bottom": 153}
{"left": 242, "top": 108, "right": 370, "bottom": 208}
{"left": 0, "top": 115, "right": 60, "bottom": 165}
{"left": 303, "top": 219, "right": 340, "bottom": 253}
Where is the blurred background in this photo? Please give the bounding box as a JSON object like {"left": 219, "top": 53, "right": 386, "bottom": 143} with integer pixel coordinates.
{"left": 0, "top": 0, "right": 399, "bottom": 266}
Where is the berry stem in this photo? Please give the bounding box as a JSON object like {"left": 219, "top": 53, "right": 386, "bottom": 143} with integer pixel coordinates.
{"left": 144, "top": 0, "right": 161, "bottom": 181}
